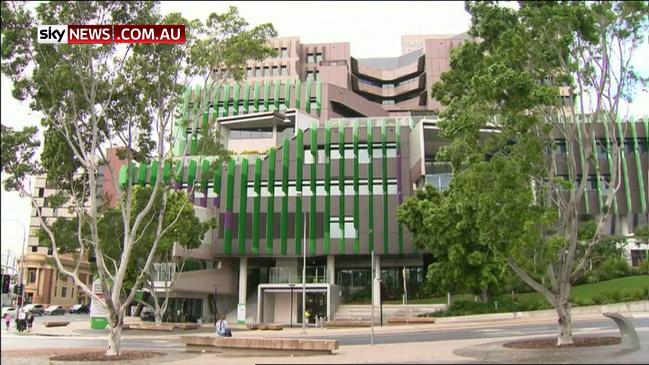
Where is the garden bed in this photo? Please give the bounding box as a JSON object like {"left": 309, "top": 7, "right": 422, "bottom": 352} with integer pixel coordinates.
{"left": 503, "top": 336, "right": 620, "bottom": 349}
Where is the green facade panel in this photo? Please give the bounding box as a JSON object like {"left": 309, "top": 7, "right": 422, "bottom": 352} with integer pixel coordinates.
{"left": 295, "top": 129, "right": 304, "bottom": 255}
{"left": 280, "top": 138, "right": 290, "bottom": 255}
{"left": 163, "top": 161, "right": 171, "bottom": 184}
{"left": 324, "top": 122, "right": 331, "bottom": 254}
{"left": 274, "top": 80, "right": 281, "bottom": 111}
{"left": 295, "top": 79, "right": 302, "bottom": 109}
{"left": 310, "top": 123, "right": 317, "bottom": 255}
{"left": 222, "top": 84, "right": 230, "bottom": 117}
{"left": 150, "top": 161, "right": 158, "bottom": 185}
{"left": 305, "top": 80, "right": 312, "bottom": 114}
{"left": 212, "top": 84, "right": 221, "bottom": 118}
{"left": 339, "top": 122, "right": 345, "bottom": 254}
{"left": 353, "top": 120, "right": 360, "bottom": 255}
{"left": 253, "top": 81, "right": 260, "bottom": 113}
{"left": 315, "top": 80, "right": 322, "bottom": 114}
{"left": 138, "top": 163, "right": 147, "bottom": 185}
{"left": 396, "top": 120, "right": 404, "bottom": 254}
{"left": 381, "top": 120, "right": 389, "bottom": 254}
{"left": 367, "top": 120, "right": 374, "bottom": 253}
{"left": 630, "top": 120, "right": 646, "bottom": 212}
{"left": 224, "top": 159, "right": 236, "bottom": 255}
{"left": 232, "top": 83, "right": 240, "bottom": 115}
{"left": 242, "top": 82, "right": 250, "bottom": 114}
{"left": 616, "top": 118, "right": 633, "bottom": 211}
{"left": 252, "top": 158, "right": 262, "bottom": 254}
{"left": 263, "top": 81, "right": 271, "bottom": 112}
{"left": 238, "top": 158, "right": 249, "bottom": 254}
{"left": 266, "top": 148, "right": 276, "bottom": 253}
{"left": 284, "top": 81, "right": 291, "bottom": 109}
{"left": 200, "top": 159, "right": 209, "bottom": 190}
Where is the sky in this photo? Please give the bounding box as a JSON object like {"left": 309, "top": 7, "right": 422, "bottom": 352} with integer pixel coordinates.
{"left": 1, "top": 1, "right": 648, "bottom": 265}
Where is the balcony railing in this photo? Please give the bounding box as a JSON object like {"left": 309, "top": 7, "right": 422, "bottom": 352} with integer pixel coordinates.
{"left": 269, "top": 266, "right": 327, "bottom": 284}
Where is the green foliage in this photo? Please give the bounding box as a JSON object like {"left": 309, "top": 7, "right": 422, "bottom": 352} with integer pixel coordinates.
{"left": 0, "top": 124, "right": 42, "bottom": 191}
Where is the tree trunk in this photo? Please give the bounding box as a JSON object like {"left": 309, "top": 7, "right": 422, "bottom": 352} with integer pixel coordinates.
{"left": 480, "top": 287, "right": 489, "bottom": 303}
{"left": 106, "top": 322, "right": 122, "bottom": 356}
{"left": 556, "top": 301, "right": 573, "bottom": 346}
{"left": 154, "top": 310, "right": 163, "bottom": 325}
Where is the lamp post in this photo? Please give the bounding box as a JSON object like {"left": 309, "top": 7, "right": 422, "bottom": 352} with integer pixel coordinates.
{"left": 296, "top": 191, "right": 307, "bottom": 334}
{"left": 289, "top": 283, "right": 295, "bottom": 328}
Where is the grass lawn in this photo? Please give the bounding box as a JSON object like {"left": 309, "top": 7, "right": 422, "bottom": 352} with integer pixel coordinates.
{"left": 381, "top": 275, "right": 649, "bottom": 305}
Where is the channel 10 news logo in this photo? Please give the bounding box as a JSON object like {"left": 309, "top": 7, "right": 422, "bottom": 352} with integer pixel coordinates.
{"left": 37, "top": 24, "right": 185, "bottom": 44}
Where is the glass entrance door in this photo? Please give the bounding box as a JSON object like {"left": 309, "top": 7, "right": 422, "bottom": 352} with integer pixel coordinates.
{"left": 296, "top": 292, "right": 327, "bottom": 324}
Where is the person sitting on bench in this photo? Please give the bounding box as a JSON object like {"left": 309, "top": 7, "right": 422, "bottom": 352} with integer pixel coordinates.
{"left": 216, "top": 315, "right": 232, "bottom": 337}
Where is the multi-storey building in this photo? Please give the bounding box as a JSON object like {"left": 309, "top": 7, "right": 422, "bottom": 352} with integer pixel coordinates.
{"left": 121, "top": 80, "right": 648, "bottom": 325}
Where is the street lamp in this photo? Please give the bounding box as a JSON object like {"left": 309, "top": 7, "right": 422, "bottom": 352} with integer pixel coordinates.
{"left": 289, "top": 283, "right": 295, "bottom": 328}
{"left": 296, "top": 191, "right": 307, "bottom": 334}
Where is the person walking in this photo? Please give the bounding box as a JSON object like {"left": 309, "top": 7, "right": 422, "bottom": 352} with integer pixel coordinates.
{"left": 26, "top": 310, "right": 34, "bottom": 332}
{"left": 3, "top": 312, "right": 10, "bottom": 330}
{"left": 215, "top": 315, "right": 232, "bottom": 337}
{"left": 16, "top": 309, "right": 26, "bottom": 333}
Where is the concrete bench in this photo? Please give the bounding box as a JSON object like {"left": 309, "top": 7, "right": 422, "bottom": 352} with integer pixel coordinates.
{"left": 43, "top": 321, "right": 70, "bottom": 327}
{"left": 326, "top": 320, "right": 371, "bottom": 328}
{"left": 180, "top": 335, "right": 338, "bottom": 356}
{"left": 603, "top": 312, "right": 640, "bottom": 349}
{"left": 125, "top": 322, "right": 200, "bottom": 331}
{"left": 246, "top": 323, "right": 259, "bottom": 330}
{"left": 386, "top": 316, "right": 436, "bottom": 325}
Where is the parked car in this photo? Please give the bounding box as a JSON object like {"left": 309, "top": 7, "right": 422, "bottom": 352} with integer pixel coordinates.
{"left": 69, "top": 304, "right": 89, "bottom": 314}
{"left": 140, "top": 307, "right": 155, "bottom": 322}
{"left": 44, "top": 305, "right": 65, "bottom": 315}
{"left": 23, "top": 304, "right": 45, "bottom": 316}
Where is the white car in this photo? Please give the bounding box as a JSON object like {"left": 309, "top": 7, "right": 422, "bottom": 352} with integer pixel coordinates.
{"left": 2, "top": 306, "right": 17, "bottom": 318}
{"left": 44, "top": 305, "right": 65, "bottom": 315}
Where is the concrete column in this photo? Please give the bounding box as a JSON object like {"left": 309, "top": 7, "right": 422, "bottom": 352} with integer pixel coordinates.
{"left": 372, "top": 255, "right": 381, "bottom": 308}
{"left": 326, "top": 255, "right": 335, "bottom": 285}
{"left": 238, "top": 257, "right": 248, "bottom": 324}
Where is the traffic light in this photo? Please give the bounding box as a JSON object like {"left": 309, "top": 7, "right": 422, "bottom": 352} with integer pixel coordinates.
{"left": 13, "top": 284, "right": 23, "bottom": 296}
{"left": 1, "top": 274, "right": 10, "bottom": 294}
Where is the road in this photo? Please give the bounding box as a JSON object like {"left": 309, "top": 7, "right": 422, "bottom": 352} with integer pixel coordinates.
{"left": 2, "top": 316, "right": 648, "bottom": 350}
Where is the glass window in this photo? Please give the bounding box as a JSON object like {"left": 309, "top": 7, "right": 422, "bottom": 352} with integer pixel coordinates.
{"left": 28, "top": 269, "right": 37, "bottom": 283}
{"left": 281, "top": 47, "right": 288, "bottom": 58}
{"left": 382, "top": 84, "right": 394, "bottom": 89}
{"left": 382, "top": 100, "right": 395, "bottom": 105}
{"left": 330, "top": 217, "right": 356, "bottom": 238}
{"left": 272, "top": 66, "right": 279, "bottom": 76}
{"left": 315, "top": 53, "right": 323, "bottom": 63}
{"left": 554, "top": 139, "right": 567, "bottom": 155}
{"left": 306, "top": 70, "right": 315, "bottom": 81}
{"left": 61, "top": 287, "right": 67, "bottom": 298}
{"left": 639, "top": 140, "right": 648, "bottom": 154}
{"left": 307, "top": 53, "right": 315, "bottom": 63}
{"left": 623, "top": 138, "right": 635, "bottom": 154}
{"left": 254, "top": 67, "right": 261, "bottom": 77}
{"left": 280, "top": 65, "right": 288, "bottom": 76}
{"left": 246, "top": 68, "right": 253, "bottom": 78}
{"left": 263, "top": 67, "right": 270, "bottom": 76}
{"left": 595, "top": 139, "right": 608, "bottom": 158}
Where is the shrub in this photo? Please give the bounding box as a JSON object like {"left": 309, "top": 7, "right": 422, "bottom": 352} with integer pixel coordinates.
{"left": 596, "top": 256, "right": 634, "bottom": 281}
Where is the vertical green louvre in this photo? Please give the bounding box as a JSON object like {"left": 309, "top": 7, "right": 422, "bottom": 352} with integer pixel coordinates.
{"left": 591, "top": 129, "right": 605, "bottom": 212}
{"left": 163, "top": 161, "right": 171, "bottom": 184}
{"left": 174, "top": 160, "right": 183, "bottom": 182}
{"left": 575, "top": 117, "right": 590, "bottom": 214}
{"left": 602, "top": 122, "right": 619, "bottom": 214}
{"left": 381, "top": 120, "right": 389, "bottom": 254}
{"left": 310, "top": 122, "right": 317, "bottom": 255}
{"left": 284, "top": 81, "right": 291, "bottom": 109}
{"left": 616, "top": 118, "right": 633, "bottom": 211}
{"left": 187, "top": 160, "right": 197, "bottom": 188}
{"left": 295, "top": 79, "right": 302, "bottom": 109}
{"left": 274, "top": 80, "right": 281, "bottom": 111}
{"left": 396, "top": 120, "right": 404, "bottom": 254}
{"left": 263, "top": 81, "right": 271, "bottom": 112}
{"left": 232, "top": 83, "right": 240, "bottom": 115}
{"left": 367, "top": 120, "right": 374, "bottom": 253}
{"left": 243, "top": 82, "right": 250, "bottom": 114}
{"left": 150, "top": 161, "right": 158, "bottom": 185}
{"left": 316, "top": 80, "right": 322, "bottom": 115}
{"left": 352, "top": 120, "right": 360, "bottom": 255}
{"left": 200, "top": 159, "right": 209, "bottom": 190}
{"left": 266, "top": 148, "right": 276, "bottom": 253}
{"left": 238, "top": 158, "right": 249, "bottom": 254}
{"left": 305, "top": 80, "right": 312, "bottom": 114}
{"left": 252, "top": 158, "right": 262, "bottom": 254}
{"left": 253, "top": 81, "right": 260, "bottom": 112}
{"left": 224, "top": 159, "right": 235, "bottom": 255}
{"left": 338, "top": 122, "right": 345, "bottom": 254}
{"left": 138, "top": 163, "right": 147, "bottom": 185}
{"left": 630, "top": 119, "right": 646, "bottom": 212}
{"left": 222, "top": 84, "right": 230, "bottom": 117}
{"left": 295, "top": 129, "right": 304, "bottom": 255}
{"left": 280, "top": 138, "right": 290, "bottom": 255}
{"left": 212, "top": 83, "right": 221, "bottom": 118}
{"left": 213, "top": 163, "right": 222, "bottom": 201}
{"left": 324, "top": 122, "right": 331, "bottom": 254}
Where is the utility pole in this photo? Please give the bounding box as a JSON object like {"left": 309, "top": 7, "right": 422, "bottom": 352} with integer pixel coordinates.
{"left": 370, "top": 250, "right": 375, "bottom": 346}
